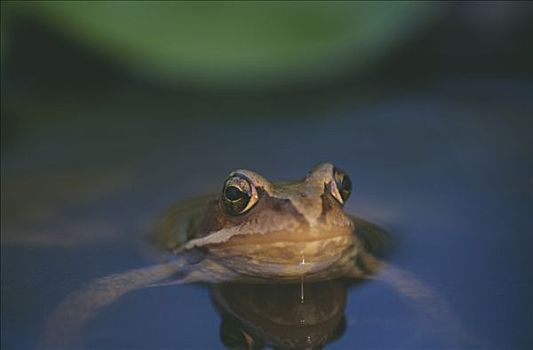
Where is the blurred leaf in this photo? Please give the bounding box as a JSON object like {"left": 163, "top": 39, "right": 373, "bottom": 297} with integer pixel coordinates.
{"left": 12, "top": 1, "right": 440, "bottom": 87}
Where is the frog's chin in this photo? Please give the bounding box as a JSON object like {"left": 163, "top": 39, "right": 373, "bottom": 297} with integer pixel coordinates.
{"left": 204, "top": 228, "right": 356, "bottom": 280}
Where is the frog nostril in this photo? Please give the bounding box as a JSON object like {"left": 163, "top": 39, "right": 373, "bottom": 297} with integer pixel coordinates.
{"left": 299, "top": 193, "right": 307, "bottom": 198}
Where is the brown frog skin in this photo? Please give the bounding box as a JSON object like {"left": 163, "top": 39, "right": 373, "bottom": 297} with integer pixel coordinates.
{"left": 153, "top": 162, "right": 383, "bottom": 283}
{"left": 44, "top": 163, "right": 467, "bottom": 349}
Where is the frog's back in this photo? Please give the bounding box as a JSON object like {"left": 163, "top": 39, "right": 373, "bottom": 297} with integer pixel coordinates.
{"left": 351, "top": 216, "right": 389, "bottom": 258}
{"left": 153, "top": 194, "right": 218, "bottom": 252}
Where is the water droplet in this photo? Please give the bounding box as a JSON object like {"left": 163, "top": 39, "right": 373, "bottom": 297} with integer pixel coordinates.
{"left": 300, "top": 274, "right": 305, "bottom": 304}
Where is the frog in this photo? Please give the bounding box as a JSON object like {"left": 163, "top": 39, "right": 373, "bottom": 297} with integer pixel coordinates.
{"left": 152, "top": 162, "right": 384, "bottom": 284}
{"left": 43, "top": 162, "right": 467, "bottom": 348}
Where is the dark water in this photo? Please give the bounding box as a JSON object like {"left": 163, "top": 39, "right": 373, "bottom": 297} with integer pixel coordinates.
{"left": 2, "top": 81, "right": 531, "bottom": 349}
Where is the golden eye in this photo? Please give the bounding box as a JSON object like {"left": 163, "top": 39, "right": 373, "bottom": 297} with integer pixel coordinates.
{"left": 221, "top": 175, "right": 258, "bottom": 215}
{"left": 330, "top": 167, "right": 352, "bottom": 205}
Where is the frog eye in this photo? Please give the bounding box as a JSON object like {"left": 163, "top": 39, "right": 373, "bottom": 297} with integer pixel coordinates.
{"left": 330, "top": 167, "right": 352, "bottom": 205}
{"left": 221, "top": 175, "right": 258, "bottom": 215}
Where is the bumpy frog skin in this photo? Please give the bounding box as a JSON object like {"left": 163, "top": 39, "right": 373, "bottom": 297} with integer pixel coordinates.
{"left": 44, "top": 163, "right": 466, "bottom": 348}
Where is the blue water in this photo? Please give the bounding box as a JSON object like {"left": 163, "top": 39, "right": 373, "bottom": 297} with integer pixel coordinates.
{"left": 1, "top": 81, "right": 531, "bottom": 349}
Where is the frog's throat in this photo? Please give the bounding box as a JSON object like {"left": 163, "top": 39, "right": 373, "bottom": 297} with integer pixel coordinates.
{"left": 205, "top": 234, "right": 356, "bottom": 280}
{"left": 180, "top": 225, "right": 355, "bottom": 275}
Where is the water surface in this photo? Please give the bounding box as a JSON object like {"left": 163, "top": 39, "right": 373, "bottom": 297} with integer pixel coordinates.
{"left": 1, "top": 82, "right": 531, "bottom": 349}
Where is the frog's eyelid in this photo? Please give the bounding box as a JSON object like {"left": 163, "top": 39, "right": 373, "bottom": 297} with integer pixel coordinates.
{"left": 227, "top": 170, "right": 273, "bottom": 193}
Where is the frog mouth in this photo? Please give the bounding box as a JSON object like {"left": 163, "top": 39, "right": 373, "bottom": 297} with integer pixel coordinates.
{"left": 184, "top": 225, "right": 353, "bottom": 250}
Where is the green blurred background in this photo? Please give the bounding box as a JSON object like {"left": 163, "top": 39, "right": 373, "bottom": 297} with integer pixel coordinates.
{"left": 2, "top": 2, "right": 439, "bottom": 88}
{"left": 2, "top": 1, "right": 531, "bottom": 135}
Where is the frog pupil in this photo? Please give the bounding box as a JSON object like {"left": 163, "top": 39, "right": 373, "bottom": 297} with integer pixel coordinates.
{"left": 225, "top": 186, "right": 245, "bottom": 201}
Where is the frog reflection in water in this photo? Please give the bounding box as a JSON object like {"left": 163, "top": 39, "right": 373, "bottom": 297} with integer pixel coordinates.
{"left": 212, "top": 281, "right": 347, "bottom": 349}
{"left": 45, "top": 163, "right": 462, "bottom": 348}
